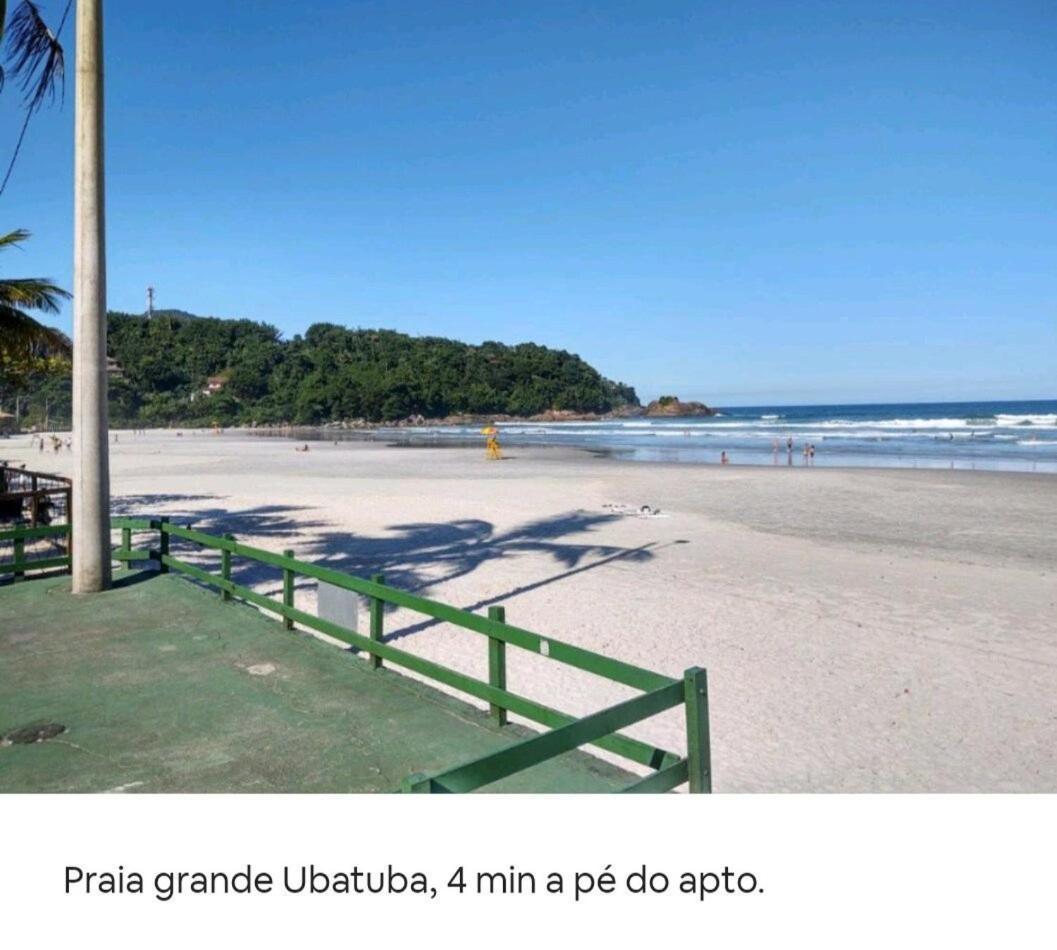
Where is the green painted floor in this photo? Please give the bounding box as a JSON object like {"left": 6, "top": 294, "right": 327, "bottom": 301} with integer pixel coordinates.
{"left": 0, "top": 571, "right": 633, "bottom": 793}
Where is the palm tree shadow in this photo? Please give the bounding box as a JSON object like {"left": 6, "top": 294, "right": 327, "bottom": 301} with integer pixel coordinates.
{"left": 304, "top": 510, "right": 652, "bottom": 598}
{"left": 384, "top": 540, "right": 658, "bottom": 642}
{"left": 112, "top": 494, "right": 327, "bottom": 540}
{"left": 111, "top": 495, "right": 658, "bottom": 630}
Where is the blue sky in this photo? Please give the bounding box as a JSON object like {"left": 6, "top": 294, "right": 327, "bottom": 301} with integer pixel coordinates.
{"left": 1, "top": 0, "right": 1054, "bottom": 404}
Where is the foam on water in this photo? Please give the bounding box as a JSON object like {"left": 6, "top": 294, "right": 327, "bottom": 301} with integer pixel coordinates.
{"left": 272, "top": 399, "right": 1057, "bottom": 473}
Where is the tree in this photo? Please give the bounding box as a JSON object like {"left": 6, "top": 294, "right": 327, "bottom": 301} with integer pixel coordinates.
{"left": 2, "top": 2, "right": 111, "bottom": 591}
{"left": 0, "top": 228, "right": 71, "bottom": 379}
{"left": 0, "top": 5, "right": 74, "bottom": 408}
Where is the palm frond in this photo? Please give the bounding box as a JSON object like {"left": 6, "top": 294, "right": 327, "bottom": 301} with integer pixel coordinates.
{"left": 0, "top": 276, "right": 70, "bottom": 313}
{"left": 5, "top": 1, "right": 65, "bottom": 113}
{"left": 0, "top": 1, "right": 8, "bottom": 91}
{"left": 0, "top": 303, "right": 70, "bottom": 356}
{"left": 0, "top": 228, "right": 31, "bottom": 250}
{"left": 0, "top": 227, "right": 71, "bottom": 357}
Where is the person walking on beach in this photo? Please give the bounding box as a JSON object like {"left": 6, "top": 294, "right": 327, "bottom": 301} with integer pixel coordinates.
{"left": 481, "top": 426, "right": 502, "bottom": 460}
{"left": 720, "top": 450, "right": 729, "bottom": 465}
{"left": 786, "top": 437, "right": 794, "bottom": 466}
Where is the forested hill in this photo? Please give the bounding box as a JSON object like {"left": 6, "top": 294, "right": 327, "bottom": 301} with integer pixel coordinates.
{"left": 98, "top": 311, "right": 638, "bottom": 426}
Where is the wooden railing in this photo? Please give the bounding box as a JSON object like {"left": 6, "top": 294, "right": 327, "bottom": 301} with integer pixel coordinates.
{"left": 5, "top": 514, "right": 712, "bottom": 793}
{"left": 0, "top": 523, "right": 72, "bottom": 578}
{"left": 0, "top": 464, "right": 72, "bottom": 528}
{"left": 0, "top": 465, "right": 74, "bottom": 579}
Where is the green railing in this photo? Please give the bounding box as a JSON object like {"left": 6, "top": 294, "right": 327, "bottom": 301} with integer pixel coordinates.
{"left": 0, "top": 523, "right": 72, "bottom": 577}
{"left": 10, "top": 515, "right": 712, "bottom": 793}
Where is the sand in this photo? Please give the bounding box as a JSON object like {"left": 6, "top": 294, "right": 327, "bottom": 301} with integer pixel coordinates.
{"left": 4, "top": 429, "right": 1055, "bottom": 791}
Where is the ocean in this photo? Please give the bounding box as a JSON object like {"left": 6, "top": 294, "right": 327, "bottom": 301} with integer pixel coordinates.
{"left": 355, "top": 399, "right": 1057, "bottom": 473}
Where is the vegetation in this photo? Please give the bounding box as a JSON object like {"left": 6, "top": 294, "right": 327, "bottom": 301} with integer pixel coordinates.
{"left": 5, "top": 310, "right": 639, "bottom": 428}
{"left": 0, "top": 5, "right": 72, "bottom": 415}
{"left": 0, "top": 229, "right": 70, "bottom": 416}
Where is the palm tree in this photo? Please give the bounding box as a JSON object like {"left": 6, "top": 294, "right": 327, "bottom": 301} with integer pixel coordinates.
{"left": 3, "top": 2, "right": 111, "bottom": 592}
{"left": 0, "top": 228, "right": 71, "bottom": 361}
{"left": 1, "top": 4, "right": 71, "bottom": 359}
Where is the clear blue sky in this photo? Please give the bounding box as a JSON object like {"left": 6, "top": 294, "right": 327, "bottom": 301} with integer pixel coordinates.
{"left": 2, "top": 1, "right": 1054, "bottom": 404}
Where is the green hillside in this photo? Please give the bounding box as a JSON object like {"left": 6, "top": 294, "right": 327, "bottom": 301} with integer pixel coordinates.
{"left": 5, "top": 311, "right": 639, "bottom": 428}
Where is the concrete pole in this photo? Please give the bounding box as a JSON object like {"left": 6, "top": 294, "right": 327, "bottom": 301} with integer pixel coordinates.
{"left": 71, "top": 0, "right": 111, "bottom": 593}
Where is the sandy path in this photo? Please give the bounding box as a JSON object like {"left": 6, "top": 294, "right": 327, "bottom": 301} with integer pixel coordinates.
{"left": 4, "top": 430, "right": 1055, "bottom": 791}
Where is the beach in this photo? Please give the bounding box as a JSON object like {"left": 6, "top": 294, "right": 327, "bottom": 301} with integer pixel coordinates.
{"left": 4, "top": 430, "right": 1055, "bottom": 792}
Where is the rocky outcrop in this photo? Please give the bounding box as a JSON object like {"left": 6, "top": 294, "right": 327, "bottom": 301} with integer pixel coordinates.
{"left": 642, "top": 396, "right": 716, "bottom": 417}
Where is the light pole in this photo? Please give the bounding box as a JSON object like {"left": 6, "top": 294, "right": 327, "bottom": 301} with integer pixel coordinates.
{"left": 71, "top": 0, "right": 111, "bottom": 593}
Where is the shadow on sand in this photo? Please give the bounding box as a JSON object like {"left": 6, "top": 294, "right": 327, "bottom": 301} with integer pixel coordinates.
{"left": 112, "top": 495, "right": 661, "bottom": 640}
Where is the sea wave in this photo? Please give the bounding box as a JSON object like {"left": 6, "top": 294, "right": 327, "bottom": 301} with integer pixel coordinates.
{"left": 996, "top": 414, "right": 1057, "bottom": 427}
{"left": 484, "top": 413, "right": 1057, "bottom": 432}
{"left": 394, "top": 409, "right": 1057, "bottom": 448}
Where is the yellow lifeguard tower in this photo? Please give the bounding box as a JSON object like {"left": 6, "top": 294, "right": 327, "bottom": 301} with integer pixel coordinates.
{"left": 481, "top": 425, "right": 502, "bottom": 460}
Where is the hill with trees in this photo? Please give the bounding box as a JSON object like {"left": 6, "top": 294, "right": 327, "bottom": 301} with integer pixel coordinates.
{"left": 3, "top": 310, "right": 639, "bottom": 428}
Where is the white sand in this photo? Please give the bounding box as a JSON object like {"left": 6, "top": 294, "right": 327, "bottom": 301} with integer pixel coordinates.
{"left": 5, "top": 429, "right": 1056, "bottom": 791}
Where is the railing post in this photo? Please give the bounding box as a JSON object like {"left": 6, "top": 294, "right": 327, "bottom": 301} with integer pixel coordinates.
{"left": 401, "top": 772, "right": 435, "bottom": 793}
{"left": 683, "top": 667, "right": 711, "bottom": 793}
{"left": 488, "top": 605, "right": 508, "bottom": 726}
{"left": 282, "top": 548, "right": 295, "bottom": 630}
{"left": 221, "top": 533, "right": 234, "bottom": 601}
{"left": 120, "top": 526, "right": 131, "bottom": 563}
{"left": 64, "top": 487, "right": 72, "bottom": 551}
{"left": 13, "top": 535, "right": 25, "bottom": 580}
{"left": 369, "top": 574, "right": 385, "bottom": 669}
{"left": 158, "top": 517, "right": 170, "bottom": 573}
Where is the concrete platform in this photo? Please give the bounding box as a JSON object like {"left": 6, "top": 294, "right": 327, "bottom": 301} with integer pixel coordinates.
{"left": 0, "top": 571, "right": 633, "bottom": 792}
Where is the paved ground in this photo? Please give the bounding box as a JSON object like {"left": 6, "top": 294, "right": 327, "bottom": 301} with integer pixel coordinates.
{"left": 0, "top": 571, "right": 633, "bottom": 793}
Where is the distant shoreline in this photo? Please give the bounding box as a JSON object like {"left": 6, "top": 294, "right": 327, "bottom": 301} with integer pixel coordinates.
{"left": 9, "top": 396, "right": 1056, "bottom": 475}
{"left": 238, "top": 408, "right": 1057, "bottom": 476}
